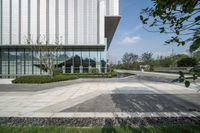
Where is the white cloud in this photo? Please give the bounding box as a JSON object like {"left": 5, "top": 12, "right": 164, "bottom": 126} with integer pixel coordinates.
{"left": 121, "top": 36, "right": 141, "bottom": 45}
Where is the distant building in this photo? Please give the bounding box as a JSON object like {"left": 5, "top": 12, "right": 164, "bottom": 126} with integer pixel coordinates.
{"left": 0, "top": 0, "right": 120, "bottom": 78}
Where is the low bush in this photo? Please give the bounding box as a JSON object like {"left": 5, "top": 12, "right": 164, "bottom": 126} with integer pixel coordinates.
{"left": 53, "top": 69, "right": 63, "bottom": 76}
{"left": 12, "top": 72, "right": 117, "bottom": 84}
{"left": 12, "top": 75, "right": 78, "bottom": 84}
{"left": 89, "top": 68, "right": 99, "bottom": 74}
{"left": 190, "top": 66, "right": 200, "bottom": 76}
{"left": 177, "top": 57, "right": 197, "bottom": 67}
{"left": 64, "top": 72, "right": 117, "bottom": 78}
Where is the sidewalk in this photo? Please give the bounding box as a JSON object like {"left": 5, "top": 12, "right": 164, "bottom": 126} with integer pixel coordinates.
{"left": 0, "top": 75, "right": 199, "bottom": 126}
{"left": 0, "top": 79, "right": 14, "bottom": 84}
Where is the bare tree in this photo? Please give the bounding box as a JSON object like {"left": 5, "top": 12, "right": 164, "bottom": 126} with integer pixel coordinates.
{"left": 122, "top": 52, "right": 139, "bottom": 69}
{"left": 141, "top": 52, "right": 153, "bottom": 63}
{"left": 24, "top": 34, "right": 63, "bottom": 77}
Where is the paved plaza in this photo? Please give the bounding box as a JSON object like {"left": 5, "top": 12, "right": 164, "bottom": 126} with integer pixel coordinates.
{"left": 0, "top": 71, "right": 200, "bottom": 120}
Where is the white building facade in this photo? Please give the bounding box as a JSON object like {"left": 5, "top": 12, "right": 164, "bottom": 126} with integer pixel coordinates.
{"left": 0, "top": 0, "right": 120, "bottom": 78}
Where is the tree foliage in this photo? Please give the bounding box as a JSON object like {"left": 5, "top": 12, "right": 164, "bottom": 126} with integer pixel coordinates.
{"left": 140, "top": 0, "right": 200, "bottom": 52}
{"left": 140, "top": 0, "right": 200, "bottom": 87}
{"left": 154, "top": 54, "right": 189, "bottom": 67}
{"left": 141, "top": 52, "right": 153, "bottom": 62}
{"left": 177, "top": 57, "right": 197, "bottom": 67}
{"left": 193, "top": 51, "right": 200, "bottom": 62}
{"left": 122, "top": 52, "right": 139, "bottom": 64}
{"left": 25, "top": 35, "right": 63, "bottom": 77}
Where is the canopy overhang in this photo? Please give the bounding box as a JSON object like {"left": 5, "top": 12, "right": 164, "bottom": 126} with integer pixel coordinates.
{"left": 105, "top": 16, "right": 121, "bottom": 49}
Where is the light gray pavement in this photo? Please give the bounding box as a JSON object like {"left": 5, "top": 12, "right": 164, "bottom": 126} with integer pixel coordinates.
{"left": 116, "top": 69, "right": 200, "bottom": 80}
{"left": 0, "top": 79, "right": 14, "bottom": 84}
{"left": 0, "top": 73, "right": 200, "bottom": 118}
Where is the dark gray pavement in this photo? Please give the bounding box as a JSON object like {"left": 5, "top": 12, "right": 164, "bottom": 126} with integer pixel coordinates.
{"left": 62, "top": 94, "right": 200, "bottom": 112}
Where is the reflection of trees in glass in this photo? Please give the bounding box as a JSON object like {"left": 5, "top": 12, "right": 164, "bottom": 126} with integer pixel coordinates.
{"left": 25, "top": 35, "right": 63, "bottom": 77}
{"left": 57, "top": 55, "right": 97, "bottom": 68}
{"left": 74, "top": 55, "right": 81, "bottom": 67}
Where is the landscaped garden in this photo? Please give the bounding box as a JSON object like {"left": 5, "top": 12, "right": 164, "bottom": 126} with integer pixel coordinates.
{"left": 12, "top": 71, "right": 117, "bottom": 84}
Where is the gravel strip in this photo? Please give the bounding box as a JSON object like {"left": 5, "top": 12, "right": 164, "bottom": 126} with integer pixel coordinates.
{"left": 0, "top": 117, "right": 200, "bottom": 126}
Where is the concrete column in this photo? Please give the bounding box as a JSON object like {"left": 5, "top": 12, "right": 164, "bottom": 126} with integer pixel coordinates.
{"left": 0, "top": 48, "right": 2, "bottom": 77}
{"left": 28, "top": 0, "right": 31, "bottom": 42}
{"left": 65, "top": 0, "right": 68, "bottom": 44}
{"left": 62, "top": 66, "right": 65, "bottom": 74}
{"left": 0, "top": 0, "right": 2, "bottom": 45}
{"left": 37, "top": 0, "right": 40, "bottom": 42}
{"left": 105, "top": 66, "right": 107, "bottom": 73}
{"left": 71, "top": 66, "right": 74, "bottom": 73}
{"left": 74, "top": 0, "right": 77, "bottom": 44}
{"left": 55, "top": 0, "right": 59, "bottom": 43}
{"left": 88, "top": 65, "right": 92, "bottom": 73}
{"left": 79, "top": 66, "right": 83, "bottom": 73}
{"left": 18, "top": 0, "right": 21, "bottom": 44}
{"left": 46, "top": 0, "right": 49, "bottom": 42}
{"left": 9, "top": 0, "right": 12, "bottom": 44}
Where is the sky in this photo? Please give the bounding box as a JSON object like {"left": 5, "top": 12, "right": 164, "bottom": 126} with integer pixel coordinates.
{"left": 109, "top": 0, "right": 190, "bottom": 62}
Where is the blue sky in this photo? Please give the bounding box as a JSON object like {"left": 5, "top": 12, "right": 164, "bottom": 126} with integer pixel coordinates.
{"left": 109, "top": 0, "right": 190, "bottom": 61}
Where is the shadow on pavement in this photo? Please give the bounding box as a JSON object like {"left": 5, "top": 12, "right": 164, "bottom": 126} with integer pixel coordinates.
{"left": 62, "top": 87, "right": 200, "bottom": 112}
{"left": 111, "top": 87, "right": 200, "bottom": 112}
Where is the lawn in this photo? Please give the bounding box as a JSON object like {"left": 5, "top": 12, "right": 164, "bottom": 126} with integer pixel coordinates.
{"left": 0, "top": 125, "right": 200, "bottom": 133}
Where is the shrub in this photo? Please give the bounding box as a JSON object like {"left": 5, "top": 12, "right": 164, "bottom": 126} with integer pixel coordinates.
{"left": 63, "top": 72, "right": 117, "bottom": 78}
{"left": 12, "top": 75, "right": 78, "bottom": 84}
{"left": 190, "top": 66, "right": 200, "bottom": 76}
{"left": 177, "top": 57, "right": 197, "bottom": 67}
{"left": 89, "top": 68, "right": 99, "bottom": 74}
{"left": 53, "top": 69, "right": 63, "bottom": 76}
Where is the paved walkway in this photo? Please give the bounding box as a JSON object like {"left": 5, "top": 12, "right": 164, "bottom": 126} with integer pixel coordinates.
{"left": 0, "top": 79, "right": 14, "bottom": 84}
{"left": 0, "top": 75, "right": 200, "bottom": 118}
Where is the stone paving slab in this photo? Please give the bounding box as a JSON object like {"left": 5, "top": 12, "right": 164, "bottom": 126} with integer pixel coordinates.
{"left": 1, "top": 112, "right": 200, "bottom": 118}
{"left": 0, "top": 79, "right": 14, "bottom": 84}
{"left": 0, "top": 76, "right": 199, "bottom": 126}
{"left": 62, "top": 94, "right": 200, "bottom": 112}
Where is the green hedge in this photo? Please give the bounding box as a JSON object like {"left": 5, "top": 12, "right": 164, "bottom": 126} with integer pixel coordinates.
{"left": 63, "top": 72, "right": 117, "bottom": 78}
{"left": 177, "top": 57, "right": 197, "bottom": 67}
{"left": 12, "top": 75, "right": 78, "bottom": 84}
{"left": 12, "top": 72, "right": 117, "bottom": 84}
{"left": 190, "top": 66, "right": 200, "bottom": 76}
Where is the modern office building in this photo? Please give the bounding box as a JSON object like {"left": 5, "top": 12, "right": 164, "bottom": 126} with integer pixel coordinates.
{"left": 0, "top": 0, "right": 120, "bottom": 78}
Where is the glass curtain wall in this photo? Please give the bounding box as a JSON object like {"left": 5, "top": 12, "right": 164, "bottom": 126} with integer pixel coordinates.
{"left": 0, "top": 48, "right": 107, "bottom": 78}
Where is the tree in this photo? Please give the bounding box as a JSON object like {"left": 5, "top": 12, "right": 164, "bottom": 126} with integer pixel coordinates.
{"left": 140, "top": 0, "right": 200, "bottom": 52}
{"left": 141, "top": 52, "right": 153, "bottom": 62}
{"left": 122, "top": 52, "right": 138, "bottom": 69}
{"left": 140, "top": 0, "right": 200, "bottom": 87}
{"left": 25, "top": 35, "right": 63, "bottom": 77}
{"left": 122, "top": 52, "right": 138, "bottom": 64}
{"left": 193, "top": 51, "right": 200, "bottom": 63}
{"left": 177, "top": 57, "right": 197, "bottom": 67}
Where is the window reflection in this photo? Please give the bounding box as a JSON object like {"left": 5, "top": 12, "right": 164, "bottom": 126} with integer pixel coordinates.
{"left": 9, "top": 50, "right": 16, "bottom": 75}
{"left": 0, "top": 48, "right": 107, "bottom": 77}
{"left": 1, "top": 50, "right": 9, "bottom": 77}
{"left": 82, "top": 51, "right": 89, "bottom": 73}
{"left": 73, "top": 51, "right": 81, "bottom": 73}
{"left": 90, "top": 51, "right": 97, "bottom": 68}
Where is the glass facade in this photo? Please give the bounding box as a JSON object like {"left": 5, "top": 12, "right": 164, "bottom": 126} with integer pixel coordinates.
{"left": 0, "top": 48, "right": 107, "bottom": 78}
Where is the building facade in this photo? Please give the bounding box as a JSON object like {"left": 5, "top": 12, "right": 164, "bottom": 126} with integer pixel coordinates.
{"left": 0, "top": 0, "right": 120, "bottom": 78}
